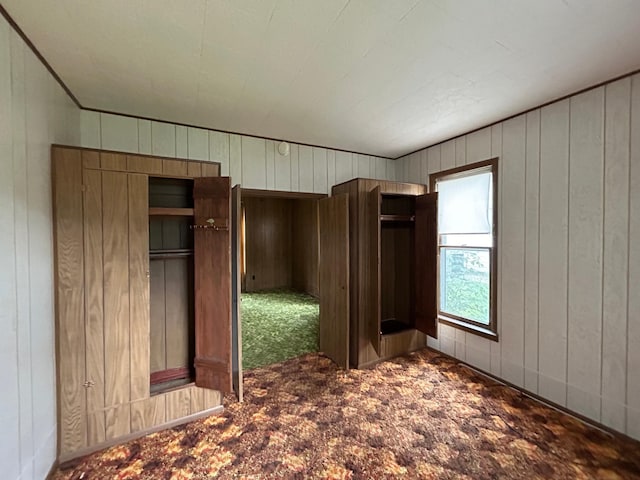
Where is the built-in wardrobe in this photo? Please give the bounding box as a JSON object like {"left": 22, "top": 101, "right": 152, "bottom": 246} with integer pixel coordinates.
{"left": 52, "top": 145, "right": 242, "bottom": 462}
{"left": 319, "top": 178, "right": 437, "bottom": 369}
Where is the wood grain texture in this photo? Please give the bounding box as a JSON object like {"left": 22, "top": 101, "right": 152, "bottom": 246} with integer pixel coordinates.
{"left": 201, "top": 162, "right": 220, "bottom": 177}
{"left": 128, "top": 174, "right": 150, "bottom": 401}
{"left": 102, "top": 171, "right": 131, "bottom": 408}
{"left": 203, "top": 389, "right": 223, "bottom": 409}
{"left": 52, "top": 147, "right": 87, "bottom": 454}
{"left": 130, "top": 395, "right": 166, "bottom": 432}
{"left": 165, "top": 388, "right": 191, "bottom": 421}
{"left": 189, "top": 385, "right": 204, "bottom": 412}
{"left": 163, "top": 159, "right": 189, "bottom": 177}
{"left": 82, "top": 168, "right": 105, "bottom": 444}
{"left": 127, "top": 154, "right": 162, "bottom": 174}
{"left": 194, "top": 177, "right": 232, "bottom": 392}
{"left": 292, "top": 199, "right": 320, "bottom": 296}
{"left": 100, "top": 152, "right": 127, "bottom": 171}
{"left": 231, "top": 186, "right": 243, "bottom": 401}
{"left": 105, "top": 404, "right": 130, "bottom": 441}
{"left": 150, "top": 260, "right": 167, "bottom": 373}
{"left": 243, "top": 197, "right": 292, "bottom": 292}
{"left": 415, "top": 193, "right": 438, "bottom": 338}
{"left": 319, "top": 194, "right": 350, "bottom": 369}
{"left": 368, "top": 186, "right": 381, "bottom": 355}
{"left": 165, "top": 258, "right": 192, "bottom": 370}
{"left": 187, "top": 161, "right": 203, "bottom": 178}
{"left": 82, "top": 150, "right": 100, "bottom": 169}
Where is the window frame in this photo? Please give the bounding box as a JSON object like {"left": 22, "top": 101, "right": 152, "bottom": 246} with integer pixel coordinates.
{"left": 429, "top": 158, "right": 499, "bottom": 341}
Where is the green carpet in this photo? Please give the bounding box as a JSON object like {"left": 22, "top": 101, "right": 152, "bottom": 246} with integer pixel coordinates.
{"left": 241, "top": 289, "right": 319, "bottom": 370}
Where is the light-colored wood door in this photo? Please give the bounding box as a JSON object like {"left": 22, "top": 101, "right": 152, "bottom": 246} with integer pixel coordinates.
{"left": 319, "top": 194, "right": 350, "bottom": 369}
{"left": 231, "top": 185, "right": 243, "bottom": 401}
{"left": 415, "top": 193, "right": 438, "bottom": 338}
{"left": 368, "top": 186, "right": 382, "bottom": 355}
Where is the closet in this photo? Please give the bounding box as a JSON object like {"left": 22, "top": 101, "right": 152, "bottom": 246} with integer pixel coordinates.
{"left": 319, "top": 178, "right": 437, "bottom": 369}
{"left": 52, "top": 145, "right": 240, "bottom": 461}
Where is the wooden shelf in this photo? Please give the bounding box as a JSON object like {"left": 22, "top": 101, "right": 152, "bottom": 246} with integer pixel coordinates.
{"left": 380, "top": 214, "right": 415, "bottom": 222}
{"left": 149, "top": 207, "right": 194, "bottom": 216}
{"left": 149, "top": 249, "right": 193, "bottom": 259}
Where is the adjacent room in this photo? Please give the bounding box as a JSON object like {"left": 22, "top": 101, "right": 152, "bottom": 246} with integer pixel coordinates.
{"left": 2, "top": 1, "right": 640, "bottom": 479}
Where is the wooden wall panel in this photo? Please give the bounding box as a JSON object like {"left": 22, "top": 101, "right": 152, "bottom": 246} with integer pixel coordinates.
{"left": 82, "top": 168, "right": 105, "bottom": 445}
{"left": 128, "top": 174, "right": 150, "bottom": 401}
{"left": 102, "top": 172, "right": 131, "bottom": 408}
{"left": 500, "top": 115, "right": 526, "bottom": 388}
{"left": 53, "top": 148, "right": 87, "bottom": 454}
{"left": 567, "top": 88, "right": 605, "bottom": 420}
{"left": 165, "top": 387, "right": 191, "bottom": 422}
{"left": 292, "top": 199, "right": 319, "bottom": 297}
{"left": 538, "top": 100, "right": 570, "bottom": 407}
{"left": 243, "top": 197, "right": 293, "bottom": 292}
{"left": 523, "top": 110, "right": 541, "bottom": 393}
{"left": 163, "top": 159, "right": 188, "bottom": 177}
{"left": 601, "top": 78, "right": 631, "bottom": 432}
{"left": 82, "top": 150, "right": 99, "bottom": 169}
{"left": 100, "top": 151, "right": 127, "bottom": 171}
{"left": 127, "top": 154, "right": 162, "bottom": 175}
{"left": 131, "top": 395, "right": 166, "bottom": 432}
{"left": 105, "top": 404, "right": 130, "bottom": 441}
{"left": 165, "top": 258, "right": 192, "bottom": 369}
{"left": 202, "top": 162, "right": 220, "bottom": 177}
{"left": 150, "top": 260, "right": 167, "bottom": 373}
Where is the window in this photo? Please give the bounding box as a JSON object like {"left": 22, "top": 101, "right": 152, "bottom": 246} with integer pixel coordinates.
{"left": 430, "top": 159, "right": 498, "bottom": 340}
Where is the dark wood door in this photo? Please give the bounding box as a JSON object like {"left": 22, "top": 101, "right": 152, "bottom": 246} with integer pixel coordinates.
{"left": 193, "top": 177, "right": 232, "bottom": 391}
{"left": 415, "top": 193, "right": 438, "bottom": 338}
{"left": 368, "top": 186, "right": 382, "bottom": 355}
{"left": 231, "top": 185, "right": 243, "bottom": 401}
{"left": 319, "top": 194, "right": 350, "bottom": 369}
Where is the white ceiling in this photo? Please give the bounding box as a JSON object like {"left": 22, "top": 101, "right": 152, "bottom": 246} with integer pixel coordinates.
{"left": 4, "top": 0, "right": 640, "bottom": 158}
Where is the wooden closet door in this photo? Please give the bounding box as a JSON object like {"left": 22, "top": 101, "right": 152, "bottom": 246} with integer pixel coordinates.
{"left": 193, "top": 177, "right": 232, "bottom": 392}
{"left": 231, "top": 185, "right": 243, "bottom": 401}
{"left": 368, "top": 186, "right": 382, "bottom": 355}
{"left": 319, "top": 194, "right": 350, "bottom": 369}
{"left": 415, "top": 193, "right": 438, "bottom": 338}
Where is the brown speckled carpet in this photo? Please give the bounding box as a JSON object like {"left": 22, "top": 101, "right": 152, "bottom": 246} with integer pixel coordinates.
{"left": 54, "top": 350, "right": 640, "bottom": 479}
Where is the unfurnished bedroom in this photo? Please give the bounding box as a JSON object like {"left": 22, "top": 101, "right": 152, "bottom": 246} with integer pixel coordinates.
{"left": 1, "top": 1, "right": 640, "bottom": 479}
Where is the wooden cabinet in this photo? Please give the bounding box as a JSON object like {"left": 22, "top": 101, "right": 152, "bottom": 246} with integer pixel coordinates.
{"left": 52, "top": 145, "right": 237, "bottom": 461}
{"left": 319, "top": 178, "right": 437, "bottom": 369}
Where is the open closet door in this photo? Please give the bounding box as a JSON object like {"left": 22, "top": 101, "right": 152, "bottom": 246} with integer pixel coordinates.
{"left": 319, "top": 194, "right": 350, "bottom": 369}
{"left": 415, "top": 192, "right": 438, "bottom": 338}
{"left": 368, "top": 186, "right": 382, "bottom": 355}
{"left": 231, "top": 185, "right": 243, "bottom": 401}
{"left": 193, "top": 177, "right": 232, "bottom": 392}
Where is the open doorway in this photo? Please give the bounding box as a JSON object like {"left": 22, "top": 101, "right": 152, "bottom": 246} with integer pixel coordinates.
{"left": 239, "top": 189, "right": 324, "bottom": 370}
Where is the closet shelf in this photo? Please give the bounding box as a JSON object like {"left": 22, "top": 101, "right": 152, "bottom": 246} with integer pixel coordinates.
{"left": 149, "top": 248, "right": 193, "bottom": 259}
{"left": 380, "top": 214, "right": 415, "bottom": 222}
{"left": 149, "top": 207, "right": 194, "bottom": 216}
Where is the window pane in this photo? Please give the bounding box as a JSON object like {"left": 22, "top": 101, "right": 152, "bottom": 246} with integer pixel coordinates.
{"left": 437, "top": 171, "right": 492, "bottom": 234}
{"left": 440, "top": 247, "right": 490, "bottom": 325}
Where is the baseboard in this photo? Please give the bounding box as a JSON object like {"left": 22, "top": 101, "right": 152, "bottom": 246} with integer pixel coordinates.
{"left": 58, "top": 404, "right": 224, "bottom": 466}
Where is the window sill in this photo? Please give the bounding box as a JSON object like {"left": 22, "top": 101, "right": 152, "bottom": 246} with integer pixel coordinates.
{"left": 438, "top": 315, "right": 499, "bottom": 342}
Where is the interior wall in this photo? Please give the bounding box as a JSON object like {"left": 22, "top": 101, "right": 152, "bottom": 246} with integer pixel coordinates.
{"left": 292, "top": 199, "right": 319, "bottom": 297}
{"left": 243, "top": 197, "right": 293, "bottom": 292}
{"left": 0, "top": 15, "right": 81, "bottom": 480}
{"left": 79, "top": 111, "right": 400, "bottom": 193}
{"left": 397, "top": 73, "right": 640, "bottom": 441}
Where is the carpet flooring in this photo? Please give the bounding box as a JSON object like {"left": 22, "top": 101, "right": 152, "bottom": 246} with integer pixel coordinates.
{"left": 241, "top": 289, "right": 319, "bottom": 370}
{"left": 54, "top": 349, "right": 640, "bottom": 479}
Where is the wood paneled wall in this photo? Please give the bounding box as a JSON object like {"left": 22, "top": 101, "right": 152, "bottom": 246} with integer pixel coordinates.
{"left": 79, "top": 111, "right": 400, "bottom": 193}
{"left": 242, "top": 196, "right": 320, "bottom": 295}
{"left": 292, "top": 199, "right": 320, "bottom": 297}
{"left": 243, "top": 197, "right": 293, "bottom": 292}
{"left": 53, "top": 146, "right": 223, "bottom": 460}
{"left": 397, "top": 73, "right": 640, "bottom": 441}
